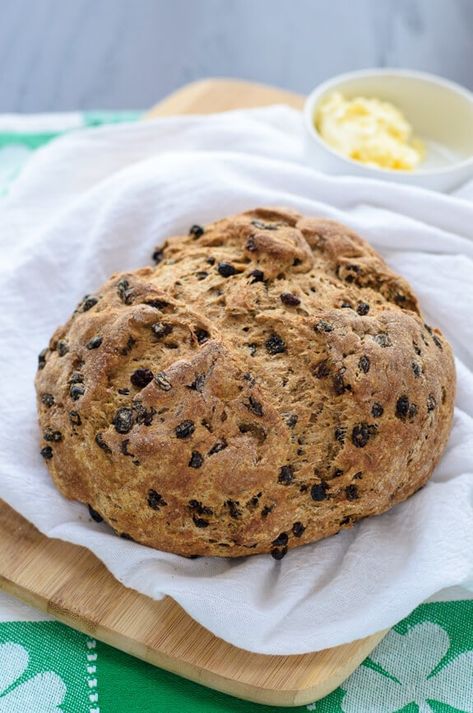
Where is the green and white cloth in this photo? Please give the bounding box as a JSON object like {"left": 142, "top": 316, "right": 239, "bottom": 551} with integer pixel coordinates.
{"left": 1, "top": 590, "right": 473, "bottom": 712}
{"left": 0, "top": 114, "right": 472, "bottom": 712}
{"left": 0, "top": 112, "right": 139, "bottom": 196}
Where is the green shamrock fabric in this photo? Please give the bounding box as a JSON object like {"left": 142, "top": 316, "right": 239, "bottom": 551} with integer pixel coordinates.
{"left": 0, "top": 112, "right": 140, "bottom": 195}
{"left": 1, "top": 113, "right": 472, "bottom": 713}
{"left": 1, "top": 602, "right": 473, "bottom": 712}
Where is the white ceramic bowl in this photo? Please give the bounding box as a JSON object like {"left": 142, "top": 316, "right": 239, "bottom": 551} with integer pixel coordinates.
{"left": 303, "top": 69, "right": 473, "bottom": 192}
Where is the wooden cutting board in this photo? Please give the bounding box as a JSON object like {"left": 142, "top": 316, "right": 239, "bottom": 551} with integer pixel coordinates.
{"left": 0, "top": 78, "right": 387, "bottom": 708}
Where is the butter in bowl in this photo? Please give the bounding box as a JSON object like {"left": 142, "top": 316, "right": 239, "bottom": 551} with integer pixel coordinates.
{"left": 303, "top": 69, "right": 473, "bottom": 192}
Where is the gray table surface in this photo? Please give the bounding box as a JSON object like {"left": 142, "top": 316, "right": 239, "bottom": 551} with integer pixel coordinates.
{"left": 0, "top": 0, "right": 471, "bottom": 112}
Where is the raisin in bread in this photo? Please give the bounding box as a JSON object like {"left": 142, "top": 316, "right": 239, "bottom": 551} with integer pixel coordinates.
{"left": 35, "top": 208, "right": 455, "bottom": 558}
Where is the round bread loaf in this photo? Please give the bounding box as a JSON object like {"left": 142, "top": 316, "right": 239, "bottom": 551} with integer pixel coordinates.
{"left": 35, "top": 208, "right": 455, "bottom": 558}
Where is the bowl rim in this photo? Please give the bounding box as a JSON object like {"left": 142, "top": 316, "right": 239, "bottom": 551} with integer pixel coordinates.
{"left": 303, "top": 68, "right": 473, "bottom": 177}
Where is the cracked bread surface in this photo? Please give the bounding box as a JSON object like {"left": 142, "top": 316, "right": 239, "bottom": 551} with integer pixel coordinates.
{"left": 35, "top": 207, "right": 455, "bottom": 558}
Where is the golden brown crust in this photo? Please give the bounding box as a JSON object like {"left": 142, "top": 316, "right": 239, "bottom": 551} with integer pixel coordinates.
{"left": 35, "top": 208, "right": 455, "bottom": 558}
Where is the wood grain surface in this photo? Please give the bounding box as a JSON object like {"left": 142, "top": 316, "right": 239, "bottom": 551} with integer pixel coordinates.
{"left": 0, "top": 78, "right": 387, "bottom": 707}
{"left": 1, "top": 0, "right": 472, "bottom": 112}
{"left": 146, "top": 78, "right": 304, "bottom": 117}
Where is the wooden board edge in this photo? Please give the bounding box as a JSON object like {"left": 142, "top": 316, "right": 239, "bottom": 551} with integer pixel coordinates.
{"left": 145, "top": 77, "right": 304, "bottom": 118}
{"left": 0, "top": 570, "right": 386, "bottom": 707}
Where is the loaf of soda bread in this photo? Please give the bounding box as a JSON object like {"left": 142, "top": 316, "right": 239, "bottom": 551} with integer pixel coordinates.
{"left": 35, "top": 208, "right": 455, "bottom": 558}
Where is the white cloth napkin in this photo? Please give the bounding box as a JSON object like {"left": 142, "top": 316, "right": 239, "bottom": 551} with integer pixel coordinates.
{"left": 1, "top": 106, "right": 473, "bottom": 655}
